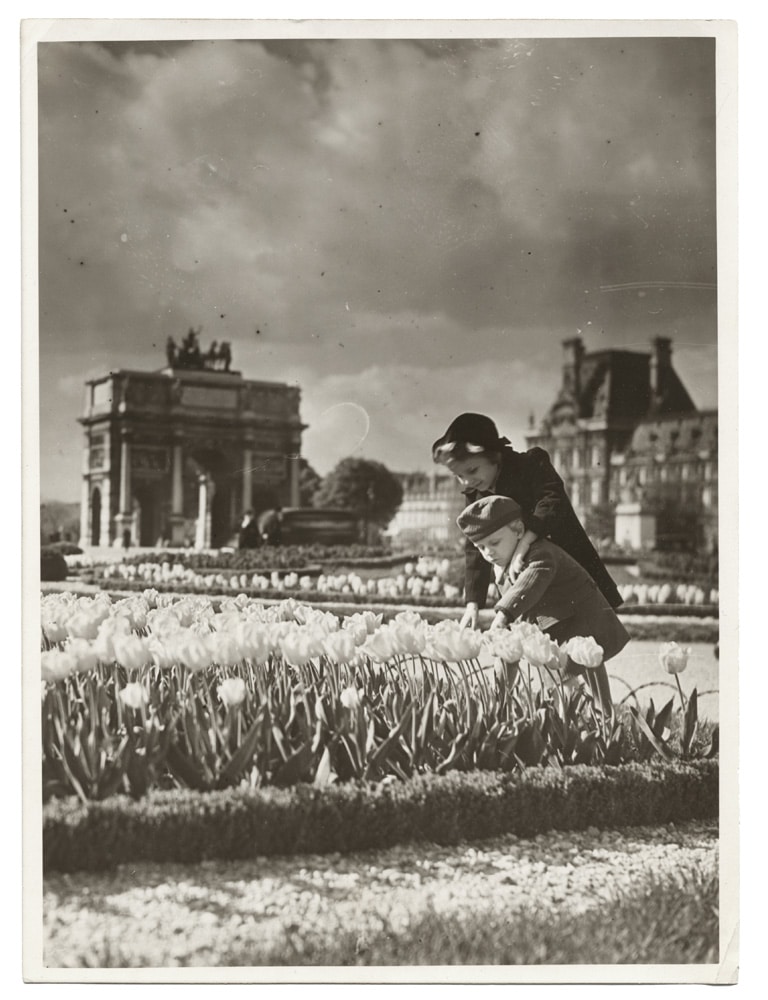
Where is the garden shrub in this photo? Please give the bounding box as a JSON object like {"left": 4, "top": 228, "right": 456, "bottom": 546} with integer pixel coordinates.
{"left": 43, "top": 759, "right": 717, "bottom": 873}
{"left": 40, "top": 547, "right": 68, "bottom": 582}
{"left": 44, "top": 541, "right": 83, "bottom": 557}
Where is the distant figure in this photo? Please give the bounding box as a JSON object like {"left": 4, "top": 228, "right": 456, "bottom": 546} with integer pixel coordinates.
{"left": 258, "top": 506, "right": 283, "bottom": 546}
{"left": 166, "top": 336, "right": 177, "bottom": 367}
{"left": 238, "top": 511, "right": 261, "bottom": 550}
{"left": 121, "top": 528, "right": 132, "bottom": 552}
{"left": 207, "top": 341, "right": 219, "bottom": 369}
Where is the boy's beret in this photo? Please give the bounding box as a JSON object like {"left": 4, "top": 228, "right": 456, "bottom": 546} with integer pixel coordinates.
{"left": 456, "top": 495, "right": 524, "bottom": 542}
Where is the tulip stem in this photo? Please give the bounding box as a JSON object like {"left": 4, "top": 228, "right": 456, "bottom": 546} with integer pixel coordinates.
{"left": 674, "top": 672, "right": 688, "bottom": 714}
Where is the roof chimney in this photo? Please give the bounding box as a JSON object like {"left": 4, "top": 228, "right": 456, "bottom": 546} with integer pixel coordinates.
{"left": 562, "top": 337, "right": 585, "bottom": 397}
{"left": 649, "top": 337, "right": 672, "bottom": 408}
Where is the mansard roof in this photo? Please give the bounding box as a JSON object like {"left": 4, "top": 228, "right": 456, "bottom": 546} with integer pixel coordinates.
{"left": 547, "top": 342, "right": 697, "bottom": 429}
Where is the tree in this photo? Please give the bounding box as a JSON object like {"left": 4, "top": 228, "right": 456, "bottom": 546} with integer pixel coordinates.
{"left": 313, "top": 457, "right": 403, "bottom": 529}
{"left": 298, "top": 458, "right": 323, "bottom": 507}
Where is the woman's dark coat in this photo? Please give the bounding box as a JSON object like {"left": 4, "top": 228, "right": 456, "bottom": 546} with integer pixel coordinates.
{"left": 461, "top": 445, "right": 623, "bottom": 609}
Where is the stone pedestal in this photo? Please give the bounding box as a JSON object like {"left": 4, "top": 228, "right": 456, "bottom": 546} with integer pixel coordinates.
{"left": 168, "top": 515, "right": 188, "bottom": 546}
{"left": 614, "top": 502, "right": 656, "bottom": 550}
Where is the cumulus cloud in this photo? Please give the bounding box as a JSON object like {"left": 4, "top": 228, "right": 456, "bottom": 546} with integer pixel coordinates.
{"left": 35, "top": 34, "right": 719, "bottom": 500}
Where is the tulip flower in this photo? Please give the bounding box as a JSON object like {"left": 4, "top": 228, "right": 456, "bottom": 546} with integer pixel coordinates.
{"left": 65, "top": 610, "right": 102, "bottom": 641}
{"left": 518, "top": 631, "right": 567, "bottom": 671}
{"left": 64, "top": 638, "right": 100, "bottom": 674}
{"left": 112, "top": 634, "right": 152, "bottom": 671}
{"left": 424, "top": 621, "right": 483, "bottom": 663}
{"left": 118, "top": 682, "right": 148, "bottom": 711}
{"left": 340, "top": 686, "right": 362, "bottom": 710}
{"left": 562, "top": 636, "right": 605, "bottom": 669}
{"left": 206, "top": 630, "right": 244, "bottom": 667}
{"left": 362, "top": 626, "right": 398, "bottom": 663}
{"left": 659, "top": 641, "right": 690, "bottom": 675}
{"left": 42, "top": 619, "right": 68, "bottom": 644}
{"left": 322, "top": 630, "right": 359, "bottom": 666}
{"left": 279, "top": 627, "right": 324, "bottom": 666}
{"left": 482, "top": 629, "right": 524, "bottom": 663}
{"left": 233, "top": 622, "right": 271, "bottom": 664}
{"left": 217, "top": 677, "right": 247, "bottom": 708}
{"left": 175, "top": 632, "right": 212, "bottom": 673}
{"left": 41, "top": 649, "right": 77, "bottom": 683}
{"left": 148, "top": 637, "right": 176, "bottom": 670}
{"left": 388, "top": 619, "right": 427, "bottom": 656}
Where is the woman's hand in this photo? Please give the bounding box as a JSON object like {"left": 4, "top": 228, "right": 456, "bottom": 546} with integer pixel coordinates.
{"left": 489, "top": 611, "right": 509, "bottom": 630}
{"left": 510, "top": 551, "right": 527, "bottom": 578}
{"left": 460, "top": 603, "right": 480, "bottom": 629}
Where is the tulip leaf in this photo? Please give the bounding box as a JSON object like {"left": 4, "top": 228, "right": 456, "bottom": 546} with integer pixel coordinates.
{"left": 654, "top": 697, "right": 675, "bottom": 739}
{"left": 313, "top": 744, "right": 334, "bottom": 787}
{"left": 364, "top": 701, "right": 414, "bottom": 779}
{"left": 219, "top": 712, "right": 267, "bottom": 786}
{"left": 165, "top": 741, "right": 209, "bottom": 791}
{"left": 682, "top": 687, "right": 699, "bottom": 755}
{"left": 629, "top": 705, "right": 674, "bottom": 761}
{"left": 435, "top": 732, "right": 469, "bottom": 774}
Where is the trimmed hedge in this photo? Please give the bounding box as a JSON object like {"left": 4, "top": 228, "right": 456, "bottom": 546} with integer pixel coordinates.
{"left": 120, "top": 545, "right": 411, "bottom": 572}
{"left": 43, "top": 759, "right": 717, "bottom": 873}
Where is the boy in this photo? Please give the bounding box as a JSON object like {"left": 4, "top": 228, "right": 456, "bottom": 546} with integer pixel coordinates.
{"left": 456, "top": 494, "right": 629, "bottom": 710}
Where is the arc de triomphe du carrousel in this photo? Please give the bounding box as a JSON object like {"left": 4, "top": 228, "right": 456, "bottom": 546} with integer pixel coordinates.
{"left": 77, "top": 331, "right": 305, "bottom": 550}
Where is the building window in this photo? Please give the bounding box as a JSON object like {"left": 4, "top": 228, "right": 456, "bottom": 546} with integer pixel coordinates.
{"left": 590, "top": 479, "right": 602, "bottom": 506}
{"left": 591, "top": 445, "right": 602, "bottom": 467}
{"left": 573, "top": 447, "right": 580, "bottom": 469}
{"left": 571, "top": 482, "right": 581, "bottom": 507}
{"left": 638, "top": 466, "right": 647, "bottom": 485}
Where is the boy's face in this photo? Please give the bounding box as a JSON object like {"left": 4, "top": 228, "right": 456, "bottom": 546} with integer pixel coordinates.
{"left": 446, "top": 454, "right": 498, "bottom": 493}
{"left": 474, "top": 524, "right": 519, "bottom": 568}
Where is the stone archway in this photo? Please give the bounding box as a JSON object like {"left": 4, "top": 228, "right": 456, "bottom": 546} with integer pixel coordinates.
{"left": 188, "top": 447, "right": 238, "bottom": 549}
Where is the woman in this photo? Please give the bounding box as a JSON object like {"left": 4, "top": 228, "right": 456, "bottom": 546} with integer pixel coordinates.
{"left": 433, "top": 412, "right": 622, "bottom": 628}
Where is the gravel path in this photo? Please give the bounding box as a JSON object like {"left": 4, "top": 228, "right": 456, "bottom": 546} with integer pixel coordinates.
{"left": 43, "top": 819, "right": 718, "bottom": 968}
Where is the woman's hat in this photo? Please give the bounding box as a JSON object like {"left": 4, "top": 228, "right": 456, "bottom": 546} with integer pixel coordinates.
{"left": 431, "top": 412, "right": 508, "bottom": 461}
{"left": 457, "top": 495, "right": 523, "bottom": 542}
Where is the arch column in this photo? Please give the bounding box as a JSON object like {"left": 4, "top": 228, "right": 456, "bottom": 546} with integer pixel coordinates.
{"left": 242, "top": 444, "right": 253, "bottom": 513}
{"left": 195, "top": 473, "right": 214, "bottom": 550}
{"left": 169, "top": 437, "right": 187, "bottom": 545}
{"left": 114, "top": 430, "right": 135, "bottom": 547}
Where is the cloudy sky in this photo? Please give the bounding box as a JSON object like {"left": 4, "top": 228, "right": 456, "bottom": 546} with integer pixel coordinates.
{"left": 35, "top": 30, "right": 719, "bottom": 502}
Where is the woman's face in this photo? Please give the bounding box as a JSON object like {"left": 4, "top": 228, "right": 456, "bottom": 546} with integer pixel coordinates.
{"left": 446, "top": 453, "right": 499, "bottom": 493}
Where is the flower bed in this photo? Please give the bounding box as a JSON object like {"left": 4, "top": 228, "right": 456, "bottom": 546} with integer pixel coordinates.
{"left": 40, "top": 591, "right": 716, "bottom": 808}
{"left": 88, "top": 555, "right": 718, "bottom": 613}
